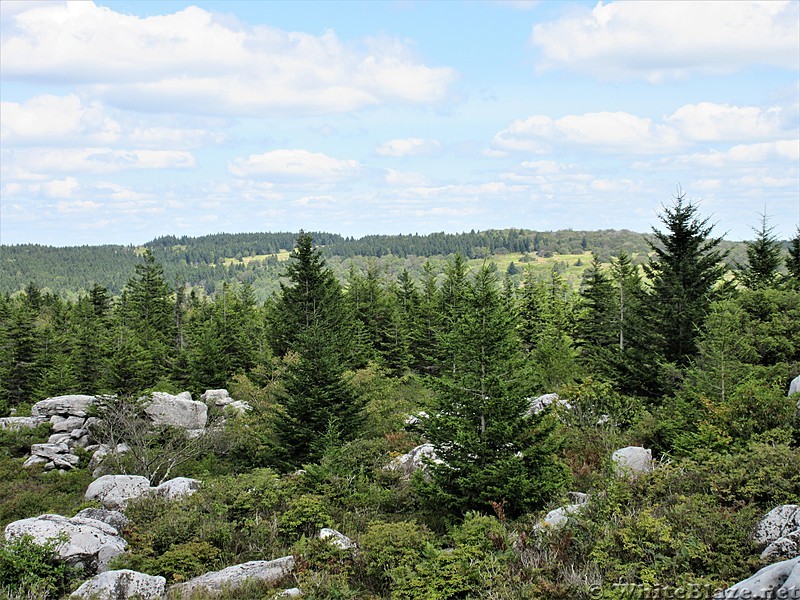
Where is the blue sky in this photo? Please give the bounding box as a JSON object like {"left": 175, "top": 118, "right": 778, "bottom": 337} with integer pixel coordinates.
{"left": 1, "top": 0, "right": 798, "bottom": 246}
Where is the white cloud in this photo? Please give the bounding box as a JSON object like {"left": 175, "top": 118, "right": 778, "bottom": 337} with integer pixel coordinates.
{"left": 0, "top": 94, "right": 119, "bottom": 145}
{"left": 228, "top": 149, "right": 362, "bottom": 181}
{"left": 1, "top": 2, "right": 457, "bottom": 116}
{"left": 5, "top": 148, "right": 196, "bottom": 175}
{"left": 492, "top": 111, "right": 681, "bottom": 153}
{"left": 655, "top": 140, "right": 800, "bottom": 168}
{"left": 41, "top": 176, "right": 79, "bottom": 198}
{"left": 666, "top": 103, "right": 789, "bottom": 142}
{"left": 375, "top": 138, "right": 442, "bottom": 157}
{"left": 532, "top": 1, "right": 799, "bottom": 81}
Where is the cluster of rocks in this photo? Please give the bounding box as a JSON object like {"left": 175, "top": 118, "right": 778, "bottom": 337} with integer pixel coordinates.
{"left": 85, "top": 474, "right": 201, "bottom": 510}
{"left": 9, "top": 389, "right": 249, "bottom": 475}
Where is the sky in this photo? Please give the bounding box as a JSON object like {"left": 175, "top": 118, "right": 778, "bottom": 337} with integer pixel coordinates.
{"left": 1, "top": 0, "right": 798, "bottom": 247}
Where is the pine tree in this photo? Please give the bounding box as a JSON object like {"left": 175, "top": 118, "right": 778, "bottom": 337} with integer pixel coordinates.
{"left": 738, "top": 213, "right": 783, "bottom": 289}
{"left": 644, "top": 191, "right": 728, "bottom": 365}
{"left": 420, "top": 264, "right": 567, "bottom": 518}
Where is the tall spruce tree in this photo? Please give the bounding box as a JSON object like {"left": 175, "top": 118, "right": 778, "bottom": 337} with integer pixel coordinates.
{"left": 738, "top": 213, "right": 783, "bottom": 289}
{"left": 644, "top": 191, "right": 728, "bottom": 365}
{"left": 420, "top": 264, "right": 567, "bottom": 518}
{"left": 786, "top": 227, "right": 800, "bottom": 286}
{"left": 269, "top": 232, "right": 358, "bottom": 467}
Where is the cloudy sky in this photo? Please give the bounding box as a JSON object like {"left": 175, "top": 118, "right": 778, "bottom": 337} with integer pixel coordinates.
{"left": 1, "top": 0, "right": 798, "bottom": 247}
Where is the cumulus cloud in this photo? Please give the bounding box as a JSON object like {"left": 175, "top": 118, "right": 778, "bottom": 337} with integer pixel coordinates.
{"left": 492, "top": 111, "right": 681, "bottom": 154}
{"left": 666, "top": 103, "right": 790, "bottom": 142}
{"left": 228, "top": 149, "right": 362, "bottom": 181}
{"left": 375, "top": 138, "right": 442, "bottom": 157}
{"left": 5, "top": 148, "right": 196, "bottom": 175}
{"left": 532, "top": 1, "right": 799, "bottom": 81}
{"left": 1, "top": 2, "right": 457, "bottom": 116}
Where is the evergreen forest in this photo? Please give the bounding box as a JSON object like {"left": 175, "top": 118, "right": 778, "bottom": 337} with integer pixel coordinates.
{"left": 1, "top": 195, "right": 800, "bottom": 599}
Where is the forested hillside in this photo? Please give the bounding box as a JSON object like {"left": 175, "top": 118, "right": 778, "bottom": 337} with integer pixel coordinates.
{"left": 2, "top": 228, "right": 731, "bottom": 301}
{"left": 1, "top": 200, "right": 799, "bottom": 599}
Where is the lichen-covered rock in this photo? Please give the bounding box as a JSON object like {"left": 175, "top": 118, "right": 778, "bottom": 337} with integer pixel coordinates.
{"left": 4, "top": 514, "right": 127, "bottom": 574}
{"left": 761, "top": 530, "right": 800, "bottom": 561}
{"left": 526, "top": 393, "right": 572, "bottom": 416}
{"left": 386, "top": 444, "right": 441, "bottom": 478}
{"left": 32, "top": 395, "right": 96, "bottom": 418}
{"left": 70, "top": 569, "right": 166, "bottom": 599}
{"left": 715, "top": 556, "right": 799, "bottom": 599}
{"left": 31, "top": 442, "right": 70, "bottom": 460}
{"left": 202, "top": 389, "right": 231, "bottom": 405}
{"left": 153, "top": 477, "right": 201, "bottom": 500}
{"left": 611, "top": 446, "right": 653, "bottom": 478}
{"left": 85, "top": 475, "right": 152, "bottom": 510}
{"left": 0, "top": 416, "right": 47, "bottom": 430}
{"left": 23, "top": 454, "right": 49, "bottom": 468}
{"left": 144, "top": 392, "right": 207, "bottom": 430}
{"left": 789, "top": 374, "right": 800, "bottom": 396}
{"left": 75, "top": 508, "right": 130, "bottom": 533}
{"left": 319, "top": 528, "right": 355, "bottom": 550}
{"left": 170, "top": 556, "right": 295, "bottom": 595}
{"left": 754, "top": 505, "right": 800, "bottom": 545}
{"left": 51, "top": 415, "right": 86, "bottom": 433}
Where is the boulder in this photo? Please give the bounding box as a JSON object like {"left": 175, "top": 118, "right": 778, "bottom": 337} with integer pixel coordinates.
{"left": 0, "top": 416, "right": 47, "bottom": 430}
{"left": 202, "top": 389, "right": 231, "bottom": 405}
{"left": 170, "top": 556, "right": 295, "bottom": 595}
{"left": 539, "top": 504, "right": 584, "bottom": 529}
{"left": 276, "top": 589, "right": 303, "bottom": 598}
{"left": 386, "top": 444, "right": 442, "bottom": 478}
{"left": 48, "top": 432, "right": 74, "bottom": 445}
{"left": 4, "top": 514, "right": 127, "bottom": 573}
{"left": 762, "top": 530, "right": 800, "bottom": 561}
{"left": 144, "top": 392, "right": 207, "bottom": 430}
{"left": 611, "top": 446, "right": 653, "bottom": 478}
{"left": 153, "top": 477, "right": 201, "bottom": 500}
{"left": 224, "top": 400, "right": 252, "bottom": 416}
{"left": 23, "top": 454, "right": 49, "bottom": 468}
{"left": 526, "top": 393, "right": 572, "bottom": 416}
{"left": 32, "top": 395, "right": 96, "bottom": 418}
{"left": 85, "top": 475, "right": 152, "bottom": 510}
{"left": 319, "top": 528, "right": 356, "bottom": 550}
{"left": 31, "top": 442, "right": 70, "bottom": 460}
{"left": 70, "top": 569, "right": 166, "bottom": 600}
{"left": 789, "top": 375, "right": 800, "bottom": 396}
{"left": 51, "top": 415, "right": 86, "bottom": 433}
{"left": 51, "top": 453, "right": 80, "bottom": 470}
{"left": 75, "top": 508, "right": 130, "bottom": 533}
{"left": 715, "top": 556, "right": 799, "bottom": 599}
{"left": 753, "top": 505, "right": 800, "bottom": 545}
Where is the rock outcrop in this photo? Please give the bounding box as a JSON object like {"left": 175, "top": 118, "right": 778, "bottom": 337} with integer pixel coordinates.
{"left": 152, "top": 477, "right": 201, "bottom": 500}
{"left": 202, "top": 388, "right": 251, "bottom": 415}
{"left": 611, "top": 446, "right": 653, "bottom": 478}
{"left": 319, "top": 528, "right": 356, "bottom": 551}
{"left": 85, "top": 475, "right": 153, "bottom": 510}
{"left": 754, "top": 505, "right": 800, "bottom": 561}
{"left": 70, "top": 569, "right": 166, "bottom": 599}
{"left": 789, "top": 374, "right": 800, "bottom": 396}
{"left": 170, "top": 556, "right": 295, "bottom": 596}
{"left": 715, "top": 556, "right": 799, "bottom": 599}
{"left": 144, "top": 391, "right": 207, "bottom": 430}
{"left": 0, "top": 416, "right": 47, "bottom": 431}
{"left": 74, "top": 508, "right": 130, "bottom": 533}
{"left": 386, "top": 444, "right": 441, "bottom": 478}
{"left": 526, "top": 393, "right": 572, "bottom": 416}
{"left": 4, "top": 514, "right": 127, "bottom": 574}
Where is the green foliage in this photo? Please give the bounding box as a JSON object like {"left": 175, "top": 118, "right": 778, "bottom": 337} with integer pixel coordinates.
{"left": 0, "top": 534, "right": 79, "bottom": 599}
{"left": 737, "top": 213, "right": 784, "bottom": 289}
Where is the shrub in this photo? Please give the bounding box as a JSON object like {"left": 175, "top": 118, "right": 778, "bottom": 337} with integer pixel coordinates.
{"left": 0, "top": 534, "right": 79, "bottom": 599}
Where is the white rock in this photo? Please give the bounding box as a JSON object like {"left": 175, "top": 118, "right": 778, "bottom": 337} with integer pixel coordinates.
{"left": 5, "top": 514, "right": 127, "bottom": 573}
{"left": 52, "top": 453, "right": 80, "bottom": 469}
{"left": 48, "top": 433, "right": 74, "bottom": 445}
{"left": 170, "top": 556, "right": 295, "bottom": 595}
{"left": 202, "top": 389, "right": 231, "bottom": 405}
{"left": 611, "top": 446, "right": 653, "bottom": 478}
{"left": 319, "top": 528, "right": 355, "bottom": 550}
{"left": 537, "top": 503, "right": 585, "bottom": 531}
{"left": 0, "top": 416, "right": 47, "bottom": 430}
{"left": 51, "top": 415, "right": 86, "bottom": 433}
{"left": 144, "top": 392, "right": 207, "bottom": 430}
{"left": 70, "top": 569, "right": 166, "bottom": 599}
{"left": 276, "top": 588, "right": 303, "bottom": 598}
{"left": 761, "top": 530, "right": 800, "bottom": 561}
{"left": 224, "top": 400, "right": 252, "bottom": 415}
{"left": 23, "top": 454, "right": 49, "bottom": 468}
{"left": 526, "top": 393, "right": 572, "bottom": 416}
{"left": 789, "top": 375, "right": 800, "bottom": 396}
{"left": 753, "top": 505, "right": 800, "bottom": 545}
{"left": 75, "top": 508, "right": 129, "bottom": 533}
{"left": 31, "top": 442, "right": 70, "bottom": 460}
{"left": 715, "top": 556, "right": 799, "bottom": 599}
{"left": 153, "top": 477, "right": 201, "bottom": 500}
{"left": 32, "top": 395, "right": 96, "bottom": 418}
{"left": 85, "top": 475, "right": 152, "bottom": 510}
{"left": 386, "top": 444, "right": 442, "bottom": 478}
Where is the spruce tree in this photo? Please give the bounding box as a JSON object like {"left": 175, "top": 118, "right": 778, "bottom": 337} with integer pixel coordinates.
{"left": 269, "top": 232, "right": 358, "bottom": 467}
{"left": 644, "top": 191, "right": 728, "bottom": 365}
{"left": 738, "top": 213, "right": 783, "bottom": 289}
{"left": 420, "top": 264, "right": 567, "bottom": 518}
{"left": 786, "top": 227, "right": 800, "bottom": 286}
